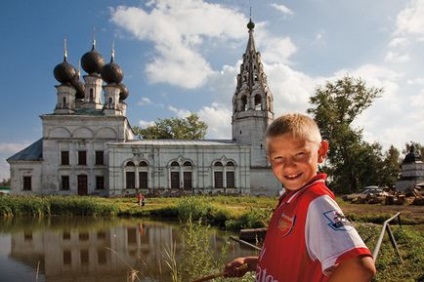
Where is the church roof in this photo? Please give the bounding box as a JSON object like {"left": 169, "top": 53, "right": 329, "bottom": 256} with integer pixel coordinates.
{"left": 7, "top": 139, "right": 43, "bottom": 162}
{"left": 123, "top": 139, "right": 243, "bottom": 146}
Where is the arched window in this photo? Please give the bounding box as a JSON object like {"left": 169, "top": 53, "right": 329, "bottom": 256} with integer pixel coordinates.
{"left": 241, "top": 96, "right": 248, "bottom": 111}
{"left": 213, "top": 161, "right": 236, "bottom": 189}
{"left": 170, "top": 161, "right": 180, "bottom": 189}
{"left": 125, "top": 161, "right": 135, "bottom": 188}
{"left": 182, "top": 161, "right": 193, "bottom": 189}
{"left": 139, "top": 161, "right": 148, "bottom": 189}
{"left": 226, "top": 162, "right": 235, "bottom": 188}
{"left": 254, "top": 94, "right": 262, "bottom": 110}
{"left": 89, "top": 88, "right": 94, "bottom": 102}
{"left": 169, "top": 160, "right": 193, "bottom": 190}
{"left": 214, "top": 162, "right": 224, "bottom": 188}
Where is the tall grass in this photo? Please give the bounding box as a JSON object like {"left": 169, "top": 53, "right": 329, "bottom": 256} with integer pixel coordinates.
{"left": 162, "top": 216, "right": 256, "bottom": 282}
{"left": 0, "top": 195, "right": 119, "bottom": 217}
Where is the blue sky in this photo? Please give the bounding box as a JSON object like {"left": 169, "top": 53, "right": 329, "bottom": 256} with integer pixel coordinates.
{"left": 1, "top": 0, "right": 424, "bottom": 180}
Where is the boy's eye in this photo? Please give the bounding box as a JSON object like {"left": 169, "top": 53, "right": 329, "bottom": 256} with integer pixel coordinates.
{"left": 293, "top": 152, "right": 308, "bottom": 161}
{"left": 272, "top": 157, "right": 285, "bottom": 164}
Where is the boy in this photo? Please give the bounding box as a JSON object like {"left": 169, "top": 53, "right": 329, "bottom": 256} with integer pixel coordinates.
{"left": 224, "top": 113, "right": 376, "bottom": 282}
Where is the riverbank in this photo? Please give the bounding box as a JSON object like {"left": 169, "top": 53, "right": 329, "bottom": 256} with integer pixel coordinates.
{"left": 1, "top": 194, "right": 424, "bottom": 227}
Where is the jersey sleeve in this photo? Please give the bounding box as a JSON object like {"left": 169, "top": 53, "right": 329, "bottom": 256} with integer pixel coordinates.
{"left": 305, "top": 195, "right": 371, "bottom": 273}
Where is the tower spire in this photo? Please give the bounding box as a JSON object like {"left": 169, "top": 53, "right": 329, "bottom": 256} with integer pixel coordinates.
{"left": 92, "top": 26, "right": 97, "bottom": 51}
{"left": 63, "top": 38, "right": 68, "bottom": 61}
{"left": 231, "top": 16, "right": 274, "bottom": 167}
{"left": 110, "top": 40, "right": 115, "bottom": 62}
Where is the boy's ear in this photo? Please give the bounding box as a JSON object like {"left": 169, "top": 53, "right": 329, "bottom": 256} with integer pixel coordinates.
{"left": 318, "top": 140, "right": 329, "bottom": 163}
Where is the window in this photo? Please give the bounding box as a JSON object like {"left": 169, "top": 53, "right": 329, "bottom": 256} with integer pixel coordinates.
{"left": 139, "top": 172, "right": 148, "bottom": 189}
{"left": 226, "top": 161, "right": 235, "bottom": 188}
{"left": 226, "top": 171, "right": 235, "bottom": 188}
{"left": 95, "top": 151, "right": 104, "bottom": 165}
{"left": 61, "top": 175, "right": 70, "bottom": 190}
{"left": 79, "top": 232, "right": 89, "bottom": 241}
{"left": 61, "top": 151, "right": 69, "bottom": 165}
{"left": 96, "top": 176, "right": 105, "bottom": 190}
{"left": 80, "top": 249, "right": 89, "bottom": 265}
{"left": 98, "top": 249, "right": 107, "bottom": 264}
{"left": 63, "top": 232, "right": 71, "bottom": 240}
{"left": 78, "top": 151, "right": 87, "bottom": 165}
{"left": 139, "top": 161, "right": 148, "bottom": 189}
{"left": 24, "top": 232, "right": 33, "bottom": 241}
{"left": 23, "top": 176, "right": 32, "bottom": 191}
{"left": 214, "top": 172, "right": 223, "bottom": 188}
{"left": 63, "top": 250, "right": 72, "bottom": 265}
{"left": 126, "top": 172, "right": 135, "bottom": 188}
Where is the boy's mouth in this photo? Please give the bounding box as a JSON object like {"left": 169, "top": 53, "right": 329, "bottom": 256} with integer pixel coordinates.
{"left": 285, "top": 173, "right": 302, "bottom": 180}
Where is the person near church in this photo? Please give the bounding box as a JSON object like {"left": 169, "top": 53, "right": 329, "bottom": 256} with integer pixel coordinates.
{"left": 223, "top": 113, "right": 376, "bottom": 282}
{"left": 137, "top": 192, "right": 145, "bottom": 206}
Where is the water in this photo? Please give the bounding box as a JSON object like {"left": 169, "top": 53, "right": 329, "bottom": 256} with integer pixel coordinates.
{"left": 0, "top": 217, "right": 257, "bottom": 282}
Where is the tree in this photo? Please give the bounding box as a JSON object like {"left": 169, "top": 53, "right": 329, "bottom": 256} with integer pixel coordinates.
{"left": 307, "top": 75, "right": 383, "bottom": 194}
{"left": 380, "top": 145, "right": 401, "bottom": 189}
{"left": 133, "top": 113, "right": 208, "bottom": 140}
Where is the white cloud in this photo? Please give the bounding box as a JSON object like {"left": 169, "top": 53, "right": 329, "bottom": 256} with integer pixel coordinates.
{"left": 394, "top": 0, "right": 424, "bottom": 36}
{"left": 198, "top": 103, "right": 231, "bottom": 139}
{"left": 270, "top": 3, "right": 294, "bottom": 17}
{"left": 384, "top": 51, "right": 410, "bottom": 63}
{"left": 137, "top": 120, "right": 155, "bottom": 128}
{"left": 265, "top": 63, "right": 316, "bottom": 115}
{"left": 388, "top": 37, "right": 409, "bottom": 48}
{"left": 168, "top": 105, "right": 191, "bottom": 117}
{"left": 137, "top": 97, "right": 152, "bottom": 106}
{"left": 110, "top": 0, "right": 248, "bottom": 89}
{"left": 0, "top": 142, "right": 30, "bottom": 180}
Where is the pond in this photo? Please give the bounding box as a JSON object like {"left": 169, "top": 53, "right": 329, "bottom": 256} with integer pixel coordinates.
{"left": 0, "top": 217, "right": 257, "bottom": 282}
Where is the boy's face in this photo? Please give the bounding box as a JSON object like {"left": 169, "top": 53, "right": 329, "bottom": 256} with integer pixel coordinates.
{"left": 267, "top": 133, "right": 328, "bottom": 191}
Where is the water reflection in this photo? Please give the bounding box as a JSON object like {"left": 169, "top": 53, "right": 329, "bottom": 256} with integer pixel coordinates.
{"left": 0, "top": 217, "right": 256, "bottom": 282}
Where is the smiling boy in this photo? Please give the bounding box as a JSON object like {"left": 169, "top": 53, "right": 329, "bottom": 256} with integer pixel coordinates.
{"left": 224, "top": 113, "right": 376, "bottom": 282}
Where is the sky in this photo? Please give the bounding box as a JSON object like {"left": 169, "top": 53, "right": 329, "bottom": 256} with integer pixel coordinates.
{"left": 1, "top": 0, "right": 424, "bottom": 181}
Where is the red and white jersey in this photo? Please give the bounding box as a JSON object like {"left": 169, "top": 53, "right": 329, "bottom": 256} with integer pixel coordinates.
{"left": 256, "top": 174, "right": 372, "bottom": 282}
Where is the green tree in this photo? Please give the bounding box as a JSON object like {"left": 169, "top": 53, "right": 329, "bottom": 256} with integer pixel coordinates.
{"left": 133, "top": 113, "right": 208, "bottom": 140}
{"left": 307, "top": 75, "right": 383, "bottom": 194}
{"left": 380, "top": 145, "right": 401, "bottom": 189}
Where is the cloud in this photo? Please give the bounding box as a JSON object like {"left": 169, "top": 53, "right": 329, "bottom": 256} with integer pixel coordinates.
{"left": 384, "top": 51, "right": 410, "bottom": 63}
{"left": 110, "top": 0, "right": 248, "bottom": 89}
{"left": 168, "top": 105, "right": 191, "bottom": 117}
{"left": 270, "top": 3, "right": 294, "bottom": 17}
{"left": 137, "top": 97, "right": 152, "bottom": 106}
{"left": 199, "top": 103, "right": 231, "bottom": 139}
{"left": 394, "top": 0, "right": 424, "bottom": 36}
{"left": 0, "top": 143, "right": 29, "bottom": 180}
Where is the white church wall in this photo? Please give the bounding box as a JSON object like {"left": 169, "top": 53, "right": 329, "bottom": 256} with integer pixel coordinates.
{"left": 250, "top": 168, "right": 281, "bottom": 197}
{"left": 107, "top": 142, "right": 251, "bottom": 196}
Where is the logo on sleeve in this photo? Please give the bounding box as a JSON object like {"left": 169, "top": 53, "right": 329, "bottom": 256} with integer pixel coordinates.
{"left": 323, "top": 210, "right": 351, "bottom": 231}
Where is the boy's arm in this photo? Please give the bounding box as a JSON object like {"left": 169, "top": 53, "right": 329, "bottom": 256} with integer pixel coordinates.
{"left": 328, "top": 255, "right": 376, "bottom": 282}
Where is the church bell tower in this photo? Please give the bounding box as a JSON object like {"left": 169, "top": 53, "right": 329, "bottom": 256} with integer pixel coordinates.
{"left": 232, "top": 18, "right": 274, "bottom": 167}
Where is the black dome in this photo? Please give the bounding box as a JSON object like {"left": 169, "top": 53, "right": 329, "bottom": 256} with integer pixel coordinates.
{"left": 101, "top": 59, "right": 124, "bottom": 84}
{"left": 53, "top": 58, "right": 77, "bottom": 84}
{"left": 247, "top": 19, "right": 255, "bottom": 30}
{"left": 118, "top": 83, "right": 129, "bottom": 100}
{"left": 81, "top": 45, "right": 105, "bottom": 75}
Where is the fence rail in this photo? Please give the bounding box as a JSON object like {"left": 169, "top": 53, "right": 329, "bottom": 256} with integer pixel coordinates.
{"left": 372, "top": 212, "right": 402, "bottom": 263}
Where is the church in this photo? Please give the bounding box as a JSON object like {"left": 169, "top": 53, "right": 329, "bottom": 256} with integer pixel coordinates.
{"left": 7, "top": 19, "right": 281, "bottom": 197}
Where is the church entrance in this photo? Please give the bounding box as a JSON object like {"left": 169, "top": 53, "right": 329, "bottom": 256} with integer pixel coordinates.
{"left": 77, "top": 175, "right": 88, "bottom": 195}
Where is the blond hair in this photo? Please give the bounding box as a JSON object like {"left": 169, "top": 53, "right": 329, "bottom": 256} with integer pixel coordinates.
{"left": 265, "top": 113, "right": 322, "bottom": 145}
